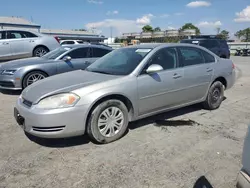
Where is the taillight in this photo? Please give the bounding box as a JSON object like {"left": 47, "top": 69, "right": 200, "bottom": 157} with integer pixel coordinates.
{"left": 232, "top": 63, "right": 235, "bottom": 69}
{"left": 54, "top": 36, "right": 60, "bottom": 43}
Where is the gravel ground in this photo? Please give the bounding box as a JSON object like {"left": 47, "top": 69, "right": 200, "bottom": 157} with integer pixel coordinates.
{"left": 0, "top": 56, "right": 249, "bottom": 188}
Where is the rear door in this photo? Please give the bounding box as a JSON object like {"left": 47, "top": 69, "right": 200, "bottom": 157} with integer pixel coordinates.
{"left": 6, "top": 31, "right": 31, "bottom": 59}
{"left": 177, "top": 46, "right": 213, "bottom": 103}
{"left": 57, "top": 47, "right": 91, "bottom": 73}
{"left": 0, "top": 31, "right": 12, "bottom": 60}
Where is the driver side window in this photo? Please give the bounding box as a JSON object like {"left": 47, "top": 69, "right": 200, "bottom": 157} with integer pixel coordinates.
{"left": 141, "top": 47, "right": 177, "bottom": 74}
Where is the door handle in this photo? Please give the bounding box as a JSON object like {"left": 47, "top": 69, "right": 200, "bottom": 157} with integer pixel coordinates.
{"left": 2, "top": 42, "right": 9, "bottom": 45}
{"left": 29, "top": 40, "right": 34, "bottom": 42}
{"left": 206, "top": 68, "right": 213, "bottom": 72}
{"left": 173, "top": 73, "right": 182, "bottom": 79}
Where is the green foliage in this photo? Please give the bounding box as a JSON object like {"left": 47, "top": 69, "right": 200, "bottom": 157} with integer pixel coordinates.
{"left": 217, "top": 30, "right": 230, "bottom": 40}
{"left": 154, "top": 27, "right": 161, "bottom": 32}
{"left": 235, "top": 28, "right": 250, "bottom": 42}
{"left": 180, "top": 23, "right": 200, "bottom": 35}
{"left": 142, "top": 25, "right": 153, "bottom": 32}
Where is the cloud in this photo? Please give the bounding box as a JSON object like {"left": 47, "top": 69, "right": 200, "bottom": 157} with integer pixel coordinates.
{"left": 106, "top": 10, "right": 119, "bottom": 15}
{"left": 167, "top": 26, "right": 176, "bottom": 30}
{"left": 174, "top": 13, "right": 184, "bottom": 16}
{"left": 197, "top": 21, "right": 222, "bottom": 27}
{"left": 136, "top": 14, "right": 154, "bottom": 25}
{"left": 87, "top": 0, "right": 103, "bottom": 4}
{"left": 86, "top": 19, "right": 141, "bottom": 35}
{"left": 234, "top": 6, "right": 250, "bottom": 22}
{"left": 186, "top": 1, "right": 211, "bottom": 8}
{"left": 160, "top": 14, "right": 170, "bottom": 18}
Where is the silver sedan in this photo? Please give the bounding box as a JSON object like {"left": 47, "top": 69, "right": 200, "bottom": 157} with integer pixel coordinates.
{"left": 0, "top": 44, "right": 112, "bottom": 90}
{"left": 14, "top": 43, "right": 236, "bottom": 144}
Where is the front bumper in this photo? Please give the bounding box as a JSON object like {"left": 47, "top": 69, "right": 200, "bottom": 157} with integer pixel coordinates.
{"left": 14, "top": 96, "right": 90, "bottom": 138}
{"left": 0, "top": 74, "right": 22, "bottom": 90}
{"left": 237, "top": 171, "right": 250, "bottom": 188}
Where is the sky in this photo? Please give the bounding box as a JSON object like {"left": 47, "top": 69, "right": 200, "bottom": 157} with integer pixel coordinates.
{"left": 0, "top": 0, "right": 250, "bottom": 38}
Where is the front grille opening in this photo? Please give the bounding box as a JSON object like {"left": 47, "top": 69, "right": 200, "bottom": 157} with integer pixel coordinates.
{"left": 32, "top": 126, "right": 66, "bottom": 132}
{"left": 0, "top": 81, "right": 15, "bottom": 88}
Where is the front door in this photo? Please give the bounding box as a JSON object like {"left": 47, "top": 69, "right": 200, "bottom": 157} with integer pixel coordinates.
{"left": 0, "top": 31, "right": 12, "bottom": 61}
{"left": 137, "top": 47, "right": 185, "bottom": 116}
{"left": 177, "top": 46, "right": 214, "bottom": 103}
{"left": 57, "top": 47, "right": 91, "bottom": 74}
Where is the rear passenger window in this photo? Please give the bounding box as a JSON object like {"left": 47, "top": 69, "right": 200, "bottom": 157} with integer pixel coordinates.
{"left": 92, "top": 48, "right": 111, "bottom": 57}
{"left": 0, "top": 32, "right": 3, "bottom": 40}
{"left": 202, "top": 50, "right": 215, "bottom": 63}
{"left": 23, "top": 31, "right": 37, "bottom": 38}
{"left": 179, "top": 47, "right": 205, "bottom": 66}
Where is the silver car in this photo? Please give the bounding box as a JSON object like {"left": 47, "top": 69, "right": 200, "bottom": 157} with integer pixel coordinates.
{"left": 237, "top": 125, "right": 250, "bottom": 188}
{"left": 14, "top": 43, "right": 236, "bottom": 144}
{"left": 0, "top": 44, "right": 112, "bottom": 90}
{"left": 0, "top": 29, "right": 60, "bottom": 61}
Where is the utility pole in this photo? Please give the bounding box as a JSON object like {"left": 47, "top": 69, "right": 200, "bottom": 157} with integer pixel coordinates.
{"left": 110, "top": 26, "right": 113, "bottom": 44}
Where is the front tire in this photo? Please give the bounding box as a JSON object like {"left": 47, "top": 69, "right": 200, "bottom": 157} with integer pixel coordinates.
{"left": 22, "top": 71, "right": 47, "bottom": 89}
{"left": 87, "top": 100, "right": 129, "bottom": 144}
{"left": 203, "top": 81, "right": 224, "bottom": 110}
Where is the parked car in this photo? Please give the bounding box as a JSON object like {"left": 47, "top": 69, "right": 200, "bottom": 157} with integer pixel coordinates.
{"left": 236, "top": 125, "right": 250, "bottom": 188}
{"left": 14, "top": 43, "right": 236, "bottom": 144}
{"left": 0, "top": 44, "right": 112, "bottom": 90}
{"left": 60, "top": 40, "right": 84, "bottom": 45}
{"left": 180, "top": 36, "right": 230, "bottom": 59}
{"left": 0, "top": 29, "right": 60, "bottom": 61}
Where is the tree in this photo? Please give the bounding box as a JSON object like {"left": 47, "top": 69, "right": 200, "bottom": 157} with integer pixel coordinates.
{"left": 142, "top": 25, "right": 153, "bottom": 32}
{"left": 154, "top": 27, "right": 161, "bottom": 32}
{"left": 218, "top": 30, "right": 229, "bottom": 40}
{"left": 235, "top": 28, "right": 250, "bottom": 42}
{"left": 114, "top": 37, "right": 121, "bottom": 43}
{"left": 180, "top": 23, "right": 200, "bottom": 35}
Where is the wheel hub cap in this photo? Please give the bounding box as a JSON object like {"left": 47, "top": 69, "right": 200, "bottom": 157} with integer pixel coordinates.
{"left": 98, "top": 107, "right": 124, "bottom": 137}
{"left": 26, "top": 73, "right": 45, "bottom": 86}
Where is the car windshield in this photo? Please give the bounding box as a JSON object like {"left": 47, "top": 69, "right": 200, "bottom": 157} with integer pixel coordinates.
{"left": 42, "top": 47, "right": 71, "bottom": 59}
{"left": 86, "top": 48, "right": 152, "bottom": 75}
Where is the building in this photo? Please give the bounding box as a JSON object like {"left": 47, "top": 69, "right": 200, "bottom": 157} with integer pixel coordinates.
{"left": 122, "top": 29, "right": 196, "bottom": 40}
{"left": 0, "top": 16, "right": 106, "bottom": 42}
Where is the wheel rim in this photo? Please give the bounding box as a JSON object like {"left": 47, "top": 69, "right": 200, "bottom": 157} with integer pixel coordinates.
{"left": 211, "top": 88, "right": 221, "bottom": 104}
{"left": 26, "top": 73, "right": 46, "bottom": 86}
{"left": 35, "top": 48, "right": 47, "bottom": 57}
{"left": 98, "top": 107, "right": 124, "bottom": 138}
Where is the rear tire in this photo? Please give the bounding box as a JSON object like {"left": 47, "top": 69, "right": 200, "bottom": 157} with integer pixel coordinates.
{"left": 22, "top": 71, "right": 48, "bottom": 89}
{"left": 87, "top": 99, "right": 129, "bottom": 144}
{"left": 33, "top": 46, "right": 49, "bottom": 57}
{"left": 202, "top": 81, "right": 224, "bottom": 110}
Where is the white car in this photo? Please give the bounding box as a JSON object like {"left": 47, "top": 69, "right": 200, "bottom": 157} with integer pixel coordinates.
{"left": 0, "top": 29, "right": 60, "bottom": 61}
{"left": 60, "top": 40, "right": 85, "bottom": 45}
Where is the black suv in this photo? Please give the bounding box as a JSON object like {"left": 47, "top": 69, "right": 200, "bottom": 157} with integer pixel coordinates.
{"left": 180, "top": 36, "right": 230, "bottom": 59}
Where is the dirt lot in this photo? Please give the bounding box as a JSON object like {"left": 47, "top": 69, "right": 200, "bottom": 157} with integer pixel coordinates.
{"left": 0, "top": 56, "right": 250, "bottom": 188}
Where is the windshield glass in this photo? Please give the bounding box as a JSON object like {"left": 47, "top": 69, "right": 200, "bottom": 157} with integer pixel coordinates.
{"left": 42, "top": 47, "right": 71, "bottom": 59}
{"left": 86, "top": 48, "right": 152, "bottom": 75}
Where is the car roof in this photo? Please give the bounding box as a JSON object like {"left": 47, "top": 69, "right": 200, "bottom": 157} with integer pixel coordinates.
{"left": 124, "top": 43, "right": 210, "bottom": 49}
{"left": 61, "top": 44, "right": 112, "bottom": 49}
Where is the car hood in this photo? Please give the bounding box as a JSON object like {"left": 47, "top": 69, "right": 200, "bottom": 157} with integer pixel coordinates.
{"left": 0, "top": 57, "right": 53, "bottom": 69}
{"left": 21, "top": 70, "right": 121, "bottom": 103}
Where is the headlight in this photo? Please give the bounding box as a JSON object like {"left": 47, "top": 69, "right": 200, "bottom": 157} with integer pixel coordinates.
{"left": 36, "top": 93, "right": 80, "bottom": 109}
{"left": 1, "top": 70, "right": 16, "bottom": 75}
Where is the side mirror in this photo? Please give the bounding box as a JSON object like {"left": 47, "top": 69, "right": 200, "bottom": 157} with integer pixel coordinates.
{"left": 146, "top": 64, "right": 163, "bottom": 74}
{"left": 63, "top": 56, "right": 72, "bottom": 62}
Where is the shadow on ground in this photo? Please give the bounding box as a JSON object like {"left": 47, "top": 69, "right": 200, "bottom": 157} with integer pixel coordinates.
{"left": 129, "top": 104, "right": 203, "bottom": 130}
{"left": 25, "top": 133, "right": 90, "bottom": 148}
{"left": 193, "top": 176, "right": 214, "bottom": 188}
{"left": 0, "top": 89, "right": 21, "bottom": 96}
